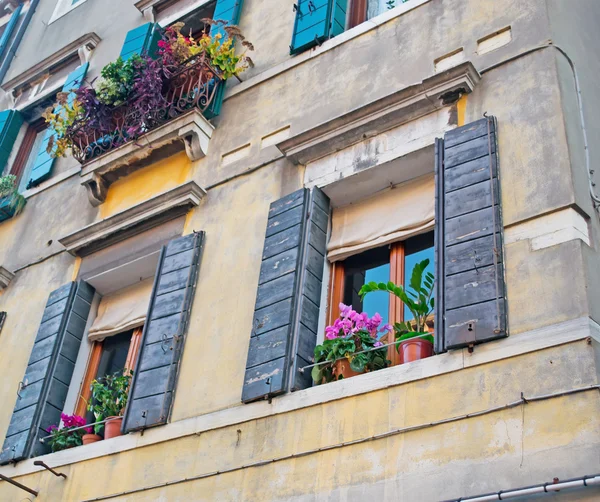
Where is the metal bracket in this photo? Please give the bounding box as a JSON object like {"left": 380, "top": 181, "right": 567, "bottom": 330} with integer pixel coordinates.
{"left": 33, "top": 460, "right": 67, "bottom": 479}
{"left": 0, "top": 473, "right": 38, "bottom": 497}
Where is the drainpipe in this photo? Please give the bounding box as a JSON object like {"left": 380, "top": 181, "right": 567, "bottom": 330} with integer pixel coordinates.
{"left": 442, "top": 474, "right": 600, "bottom": 502}
{"left": 0, "top": 0, "right": 40, "bottom": 85}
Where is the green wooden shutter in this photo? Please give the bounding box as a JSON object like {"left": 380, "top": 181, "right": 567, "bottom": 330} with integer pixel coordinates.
{"left": 212, "top": 0, "right": 245, "bottom": 39}
{"left": 122, "top": 232, "right": 204, "bottom": 432}
{"left": 120, "top": 23, "right": 161, "bottom": 61}
{"left": 242, "top": 187, "right": 330, "bottom": 403}
{"left": 435, "top": 117, "right": 507, "bottom": 352}
{"left": 290, "top": 0, "right": 347, "bottom": 55}
{"left": 0, "top": 281, "right": 94, "bottom": 465}
{"left": 0, "top": 109, "right": 23, "bottom": 173}
{"left": 26, "top": 63, "right": 89, "bottom": 189}
{"left": 0, "top": 4, "right": 23, "bottom": 63}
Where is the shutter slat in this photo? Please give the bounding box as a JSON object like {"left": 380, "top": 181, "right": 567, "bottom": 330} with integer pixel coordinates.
{"left": 0, "top": 281, "right": 94, "bottom": 464}
{"left": 436, "top": 117, "right": 507, "bottom": 351}
{"left": 122, "top": 233, "right": 204, "bottom": 433}
{"left": 242, "top": 188, "right": 330, "bottom": 403}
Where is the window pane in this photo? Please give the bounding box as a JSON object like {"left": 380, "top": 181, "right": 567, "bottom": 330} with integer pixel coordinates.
{"left": 18, "top": 129, "right": 46, "bottom": 192}
{"left": 404, "top": 232, "right": 434, "bottom": 322}
{"left": 367, "top": 0, "right": 389, "bottom": 20}
{"left": 95, "top": 330, "right": 132, "bottom": 380}
{"left": 342, "top": 246, "right": 390, "bottom": 327}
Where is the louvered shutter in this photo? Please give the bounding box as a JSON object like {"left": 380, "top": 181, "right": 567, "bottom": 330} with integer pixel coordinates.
{"left": 26, "top": 63, "right": 89, "bottom": 189}
{"left": 242, "top": 187, "right": 330, "bottom": 403}
{"left": 290, "top": 0, "right": 347, "bottom": 55}
{"left": 0, "top": 3, "right": 23, "bottom": 59}
{"left": 435, "top": 117, "right": 507, "bottom": 352}
{"left": 120, "top": 22, "right": 161, "bottom": 61}
{"left": 0, "top": 281, "right": 95, "bottom": 465}
{"left": 0, "top": 109, "right": 23, "bottom": 173}
{"left": 122, "top": 232, "right": 204, "bottom": 432}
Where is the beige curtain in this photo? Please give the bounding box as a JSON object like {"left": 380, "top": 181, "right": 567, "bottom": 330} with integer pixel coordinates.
{"left": 88, "top": 279, "right": 154, "bottom": 342}
{"left": 327, "top": 174, "right": 435, "bottom": 262}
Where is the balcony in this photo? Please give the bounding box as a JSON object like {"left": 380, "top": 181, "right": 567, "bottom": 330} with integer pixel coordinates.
{"left": 74, "top": 53, "right": 222, "bottom": 205}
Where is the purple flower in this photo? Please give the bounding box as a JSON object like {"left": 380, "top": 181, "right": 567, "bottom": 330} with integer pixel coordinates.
{"left": 374, "top": 341, "right": 384, "bottom": 348}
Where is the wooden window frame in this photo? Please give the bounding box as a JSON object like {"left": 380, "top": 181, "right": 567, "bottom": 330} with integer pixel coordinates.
{"left": 74, "top": 326, "right": 143, "bottom": 418}
{"left": 348, "top": 0, "right": 368, "bottom": 29}
{"left": 9, "top": 118, "right": 47, "bottom": 184}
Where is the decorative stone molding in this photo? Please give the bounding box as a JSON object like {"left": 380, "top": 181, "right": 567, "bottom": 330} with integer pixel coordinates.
{"left": 80, "top": 108, "right": 213, "bottom": 206}
{"left": 0, "top": 266, "right": 14, "bottom": 290}
{"left": 277, "top": 61, "right": 480, "bottom": 165}
{"left": 2, "top": 33, "right": 101, "bottom": 92}
{"left": 59, "top": 181, "right": 206, "bottom": 256}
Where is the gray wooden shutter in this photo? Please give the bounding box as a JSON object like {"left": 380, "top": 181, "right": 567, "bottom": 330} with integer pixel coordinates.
{"left": 122, "top": 232, "right": 204, "bottom": 433}
{"left": 242, "top": 187, "right": 330, "bottom": 403}
{"left": 435, "top": 116, "right": 507, "bottom": 352}
{"left": 0, "top": 281, "right": 95, "bottom": 465}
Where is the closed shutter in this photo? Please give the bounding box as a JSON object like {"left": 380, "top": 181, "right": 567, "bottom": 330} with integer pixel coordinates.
{"left": 122, "top": 232, "right": 204, "bottom": 432}
{"left": 27, "top": 63, "right": 89, "bottom": 189}
{"left": 0, "top": 281, "right": 95, "bottom": 465}
{"left": 120, "top": 22, "right": 161, "bottom": 61}
{"left": 242, "top": 187, "right": 330, "bottom": 403}
{"left": 290, "top": 0, "right": 347, "bottom": 55}
{"left": 435, "top": 116, "right": 507, "bottom": 352}
{"left": 0, "top": 109, "right": 23, "bottom": 173}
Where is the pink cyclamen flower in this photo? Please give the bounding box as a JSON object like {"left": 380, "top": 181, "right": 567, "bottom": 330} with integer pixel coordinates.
{"left": 374, "top": 341, "right": 384, "bottom": 348}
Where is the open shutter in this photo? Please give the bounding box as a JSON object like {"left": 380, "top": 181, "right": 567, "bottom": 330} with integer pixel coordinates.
{"left": 0, "top": 109, "right": 23, "bottom": 173}
{"left": 0, "top": 3, "right": 23, "bottom": 59}
{"left": 290, "top": 0, "right": 347, "bottom": 55}
{"left": 0, "top": 281, "right": 94, "bottom": 465}
{"left": 122, "top": 232, "right": 204, "bottom": 433}
{"left": 242, "top": 187, "right": 330, "bottom": 403}
{"left": 435, "top": 117, "right": 507, "bottom": 352}
{"left": 211, "top": 0, "right": 245, "bottom": 39}
{"left": 120, "top": 22, "right": 161, "bottom": 61}
{"left": 27, "top": 63, "right": 89, "bottom": 189}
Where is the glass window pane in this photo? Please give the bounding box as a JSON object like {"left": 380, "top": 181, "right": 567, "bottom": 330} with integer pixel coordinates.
{"left": 18, "top": 129, "right": 46, "bottom": 192}
{"left": 342, "top": 246, "right": 390, "bottom": 327}
{"left": 95, "top": 330, "right": 132, "bottom": 380}
{"left": 367, "top": 0, "right": 391, "bottom": 20}
{"left": 404, "top": 232, "right": 434, "bottom": 322}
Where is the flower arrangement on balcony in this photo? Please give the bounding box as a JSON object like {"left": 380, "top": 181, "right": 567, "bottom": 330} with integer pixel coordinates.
{"left": 0, "top": 174, "right": 26, "bottom": 222}
{"left": 43, "top": 20, "right": 253, "bottom": 163}
{"left": 46, "top": 413, "right": 91, "bottom": 452}
{"left": 312, "top": 304, "right": 391, "bottom": 384}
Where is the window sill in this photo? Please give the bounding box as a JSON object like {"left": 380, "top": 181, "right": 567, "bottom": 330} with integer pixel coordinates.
{"left": 0, "top": 316, "right": 593, "bottom": 480}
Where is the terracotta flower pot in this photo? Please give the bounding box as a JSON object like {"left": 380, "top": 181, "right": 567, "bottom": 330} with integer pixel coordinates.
{"left": 82, "top": 434, "right": 102, "bottom": 445}
{"left": 104, "top": 417, "right": 123, "bottom": 439}
{"left": 333, "top": 359, "right": 363, "bottom": 380}
{"left": 398, "top": 338, "right": 434, "bottom": 364}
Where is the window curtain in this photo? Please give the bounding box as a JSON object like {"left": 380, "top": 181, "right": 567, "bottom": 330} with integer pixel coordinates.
{"left": 88, "top": 278, "right": 153, "bottom": 342}
{"left": 327, "top": 173, "right": 434, "bottom": 262}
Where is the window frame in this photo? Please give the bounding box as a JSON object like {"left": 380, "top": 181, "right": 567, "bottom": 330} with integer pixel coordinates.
{"left": 49, "top": 0, "right": 90, "bottom": 25}
{"left": 10, "top": 118, "right": 47, "bottom": 189}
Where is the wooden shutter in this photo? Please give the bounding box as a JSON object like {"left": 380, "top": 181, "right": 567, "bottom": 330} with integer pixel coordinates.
{"left": 26, "top": 63, "right": 89, "bottom": 189}
{"left": 0, "top": 3, "right": 22, "bottom": 58}
{"left": 122, "top": 232, "right": 204, "bottom": 432}
{"left": 120, "top": 22, "right": 161, "bottom": 61}
{"left": 290, "top": 0, "right": 347, "bottom": 55}
{"left": 242, "top": 187, "right": 330, "bottom": 403}
{"left": 435, "top": 117, "right": 507, "bottom": 352}
{"left": 0, "top": 109, "right": 23, "bottom": 173}
{"left": 0, "top": 281, "right": 95, "bottom": 465}
{"left": 211, "top": 0, "right": 245, "bottom": 39}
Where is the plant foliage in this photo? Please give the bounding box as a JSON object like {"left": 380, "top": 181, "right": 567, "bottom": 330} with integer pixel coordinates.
{"left": 359, "top": 259, "right": 435, "bottom": 350}
{"left": 46, "top": 414, "right": 91, "bottom": 452}
{"left": 0, "top": 174, "right": 26, "bottom": 215}
{"left": 88, "top": 370, "right": 132, "bottom": 434}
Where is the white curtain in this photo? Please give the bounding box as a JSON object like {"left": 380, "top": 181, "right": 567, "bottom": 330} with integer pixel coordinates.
{"left": 88, "top": 279, "right": 154, "bottom": 342}
{"left": 327, "top": 173, "right": 435, "bottom": 262}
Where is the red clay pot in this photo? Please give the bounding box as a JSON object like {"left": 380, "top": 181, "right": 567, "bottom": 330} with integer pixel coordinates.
{"left": 333, "top": 359, "right": 363, "bottom": 380}
{"left": 82, "top": 434, "right": 102, "bottom": 445}
{"left": 104, "top": 417, "right": 123, "bottom": 439}
{"left": 398, "top": 338, "right": 434, "bottom": 364}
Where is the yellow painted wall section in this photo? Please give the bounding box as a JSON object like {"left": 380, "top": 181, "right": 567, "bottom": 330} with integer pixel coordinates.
{"left": 457, "top": 94, "right": 467, "bottom": 127}
{"left": 100, "top": 152, "right": 192, "bottom": 219}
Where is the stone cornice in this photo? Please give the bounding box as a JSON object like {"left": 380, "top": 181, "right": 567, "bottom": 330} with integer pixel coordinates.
{"left": 277, "top": 62, "right": 480, "bottom": 165}
{"left": 59, "top": 181, "right": 206, "bottom": 256}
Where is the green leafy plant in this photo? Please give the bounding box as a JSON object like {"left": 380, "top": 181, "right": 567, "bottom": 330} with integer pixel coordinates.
{"left": 88, "top": 370, "right": 132, "bottom": 434}
{"left": 359, "top": 259, "right": 435, "bottom": 350}
{"left": 96, "top": 55, "right": 144, "bottom": 106}
{"left": 312, "top": 305, "right": 391, "bottom": 384}
{"left": 0, "top": 174, "right": 26, "bottom": 215}
{"left": 46, "top": 414, "right": 91, "bottom": 452}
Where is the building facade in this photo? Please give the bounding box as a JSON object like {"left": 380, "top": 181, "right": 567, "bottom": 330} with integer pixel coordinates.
{"left": 0, "top": 0, "right": 599, "bottom": 500}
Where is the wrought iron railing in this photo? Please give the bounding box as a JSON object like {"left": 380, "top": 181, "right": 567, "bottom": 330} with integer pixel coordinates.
{"left": 69, "top": 53, "right": 224, "bottom": 164}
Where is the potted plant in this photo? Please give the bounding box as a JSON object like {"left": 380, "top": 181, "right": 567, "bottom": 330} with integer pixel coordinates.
{"left": 88, "top": 370, "right": 132, "bottom": 440}
{"left": 0, "top": 175, "right": 26, "bottom": 222}
{"left": 312, "top": 304, "right": 391, "bottom": 384}
{"left": 46, "top": 414, "right": 92, "bottom": 452}
{"left": 359, "top": 258, "right": 435, "bottom": 364}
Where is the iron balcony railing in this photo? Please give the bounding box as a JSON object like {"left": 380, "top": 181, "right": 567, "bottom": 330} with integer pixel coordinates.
{"left": 69, "top": 52, "right": 224, "bottom": 164}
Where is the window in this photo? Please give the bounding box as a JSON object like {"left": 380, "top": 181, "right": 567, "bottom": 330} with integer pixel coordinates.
{"left": 49, "top": 0, "right": 90, "bottom": 24}
{"left": 348, "top": 0, "right": 405, "bottom": 29}
{"left": 157, "top": 0, "right": 216, "bottom": 32}
{"left": 329, "top": 232, "right": 434, "bottom": 366}
{"left": 10, "top": 119, "right": 47, "bottom": 192}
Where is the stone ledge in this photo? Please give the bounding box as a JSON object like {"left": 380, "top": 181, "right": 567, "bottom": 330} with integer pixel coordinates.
{"left": 79, "top": 108, "right": 214, "bottom": 206}
{"left": 277, "top": 62, "right": 480, "bottom": 165}
{"left": 0, "top": 266, "right": 14, "bottom": 290}
{"left": 59, "top": 181, "right": 206, "bottom": 256}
